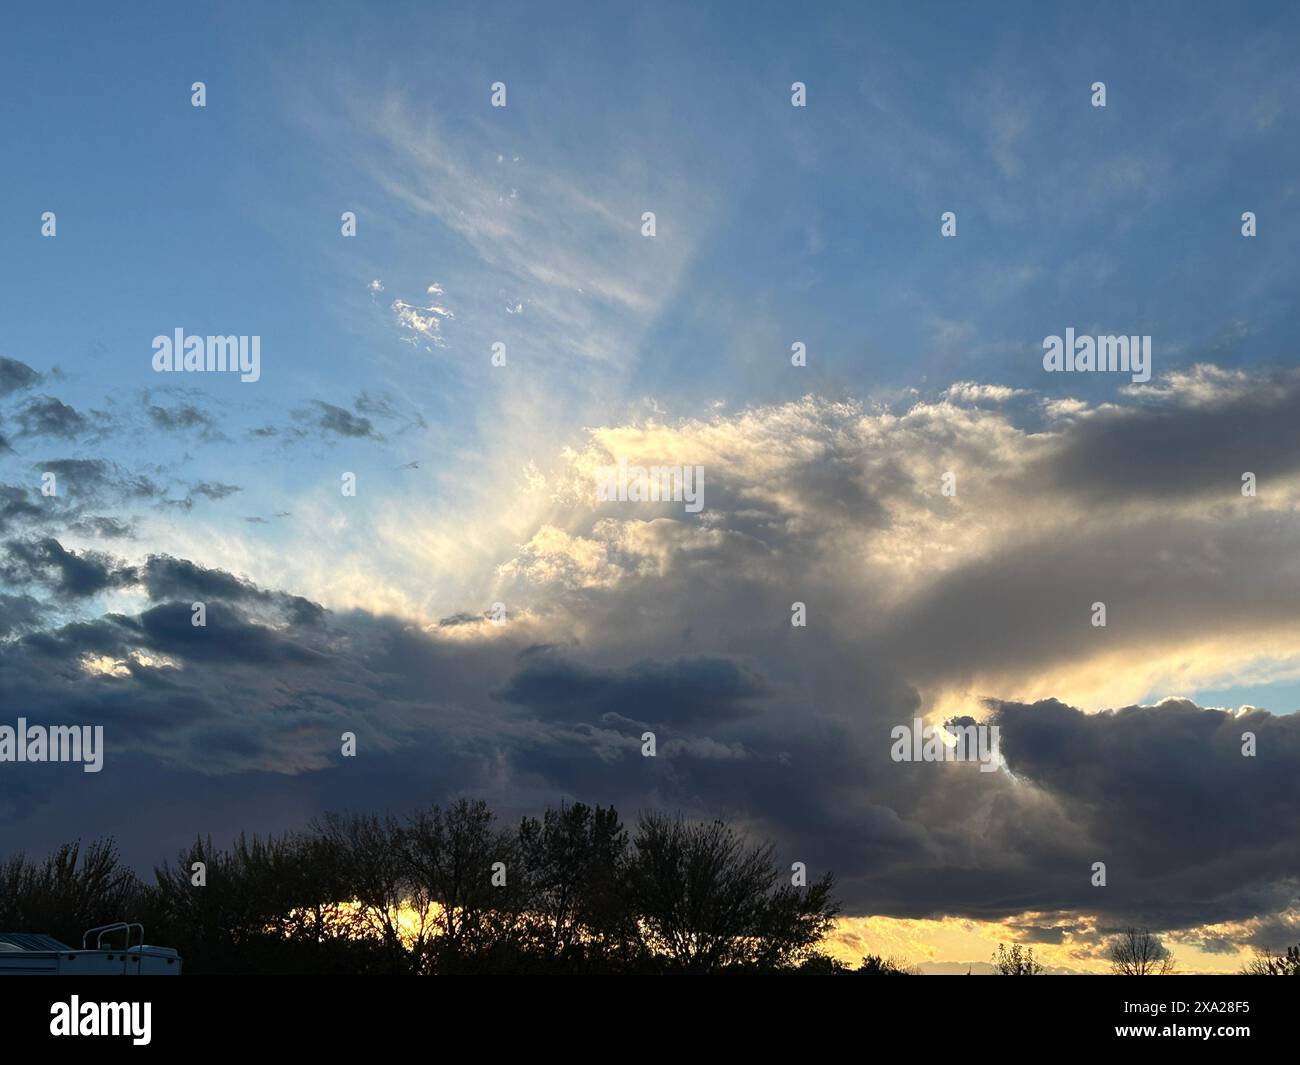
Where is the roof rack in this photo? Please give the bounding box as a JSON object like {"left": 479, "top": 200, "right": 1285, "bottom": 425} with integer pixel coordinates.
{"left": 82, "top": 922, "right": 145, "bottom": 952}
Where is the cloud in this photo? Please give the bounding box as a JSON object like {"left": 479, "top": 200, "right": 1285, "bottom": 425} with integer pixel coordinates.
{"left": 1039, "top": 364, "right": 1300, "bottom": 503}
{"left": 0, "top": 357, "right": 41, "bottom": 397}
{"left": 2, "top": 363, "right": 1298, "bottom": 958}
{"left": 496, "top": 653, "right": 769, "bottom": 726}
{"left": 0, "top": 592, "right": 49, "bottom": 637}
{"left": 308, "top": 401, "right": 377, "bottom": 439}
{"left": 943, "top": 381, "right": 1030, "bottom": 404}
{"left": 17, "top": 396, "right": 88, "bottom": 438}
{"left": 326, "top": 87, "right": 703, "bottom": 378}
{"left": 391, "top": 296, "right": 453, "bottom": 349}
{"left": 31, "top": 460, "right": 165, "bottom": 508}
{"left": 190, "top": 482, "right": 241, "bottom": 501}
{"left": 0, "top": 484, "right": 43, "bottom": 534}
{"left": 147, "top": 403, "right": 218, "bottom": 435}
{"left": 984, "top": 697, "right": 1300, "bottom": 926}
{"left": 143, "top": 554, "right": 324, "bottom": 626}
{"left": 1, "top": 537, "right": 137, "bottom": 598}
{"left": 68, "top": 515, "right": 134, "bottom": 540}
{"left": 353, "top": 391, "right": 426, "bottom": 432}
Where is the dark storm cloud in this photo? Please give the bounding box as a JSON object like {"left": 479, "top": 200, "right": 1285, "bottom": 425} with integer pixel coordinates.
{"left": 2, "top": 369, "right": 1299, "bottom": 957}
{"left": 3, "top": 612, "right": 323, "bottom": 776}
{"left": 0, "top": 466, "right": 160, "bottom": 546}
{"left": 875, "top": 508, "right": 1300, "bottom": 690}
{"left": 495, "top": 654, "right": 769, "bottom": 725}
{"left": 0, "top": 593, "right": 49, "bottom": 637}
{"left": 1001, "top": 921, "right": 1069, "bottom": 945}
{"left": 0, "top": 538, "right": 323, "bottom": 626}
{"left": 0, "top": 357, "right": 41, "bottom": 396}
{"left": 143, "top": 555, "right": 266, "bottom": 603}
{"left": 810, "top": 686, "right": 1298, "bottom": 928}
{"left": 1037, "top": 367, "right": 1300, "bottom": 503}
{"left": 36, "top": 459, "right": 165, "bottom": 503}
{"left": 1232, "top": 914, "right": 1300, "bottom": 954}
{"left": 37, "top": 458, "right": 110, "bottom": 485}
{"left": 16, "top": 396, "right": 88, "bottom": 438}
{"left": 125, "top": 601, "right": 329, "bottom": 666}
{"left": 0, "top": 591, "right": 523, "bottom": 804}
{"left": 0, "top": 542, "right": 1295, "bottom": 941}
{"left": 143, "top": 554, "right": 325, "bottom": 626}
{"left": 0, "top": 484, "right": 43, "bottom": 533}
{"left": 1, "top": 537, "right": 137, "bottom": 598}
{"left": 990, "top": 697, "right": 1300, "bottom": 890}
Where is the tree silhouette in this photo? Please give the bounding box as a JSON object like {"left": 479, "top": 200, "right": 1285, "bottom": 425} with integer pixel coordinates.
{"left": 515, "top": 802, "right": 631, "bottom": 970}
{"left": 315, "top": 812, "right": 430, "bottom": 974}
{"left": 0, "top": 839, "right": 140, "bottom": 948}
{"left": 3, "top": 799, "right": 842, "bottom": 974}
{"left": 855, "top": 953, "right": 912, "bottom": 975}
{"left": 1242, "top": 944, "right": 1300, "bottom": 975}
{"left": 400, "top": 798, "right": 523, "bottom": 973}
{"left": 625, "top": 813, "right": 838, "bottom": 973}
{"left": 993, "top": 942, "right": 1045, "bottom": 975}
{"left": 151, "top": 831, "right": 382, "bottom": 974}
{"left": 1108, "top": 927, "right": 1175, "bottom": 975}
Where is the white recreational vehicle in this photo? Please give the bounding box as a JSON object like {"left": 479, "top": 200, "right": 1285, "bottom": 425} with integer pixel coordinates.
{"left": 0, "top": 923, "right": 181, "bottom": 975}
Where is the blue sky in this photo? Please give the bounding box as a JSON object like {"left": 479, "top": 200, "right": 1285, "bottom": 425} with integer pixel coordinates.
{"left": 2, "top": 1, "right": 1300, "bottom": 968}
{"left": 7, "top": 0, "right": 1298, "bottom": 699}
{"left": 7, "top": 1, "right": 1298, "bottom": 408}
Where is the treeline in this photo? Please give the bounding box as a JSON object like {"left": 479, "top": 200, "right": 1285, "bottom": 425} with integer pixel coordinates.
{"left": 992, "top": 933, "right": 1300, "bottom": 977}
{"left": 1243, "top": 946, "right": 1300, "bottom": 977}
{"left": 0, "top": 799, "right": 904, "bottom": 975}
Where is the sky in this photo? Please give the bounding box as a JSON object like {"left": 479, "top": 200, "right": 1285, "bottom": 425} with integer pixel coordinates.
{"left": 1, "top": 0, "right": 1299, "bottom": 972}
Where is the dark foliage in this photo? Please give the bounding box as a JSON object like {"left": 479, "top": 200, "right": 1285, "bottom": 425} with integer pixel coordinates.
{"left": 1, "top": 799, "right": 843, "bottom": 974}
{"left": 993, "top": 942, "right": 1044, "bottom": 975}
{"left": 1243, "top": 944, "right": 1300, "bottom": 976}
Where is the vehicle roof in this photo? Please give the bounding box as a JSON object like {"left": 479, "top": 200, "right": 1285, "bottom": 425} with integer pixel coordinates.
{"left": 0, "top": 932, "right": 72, "bottom": 952}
